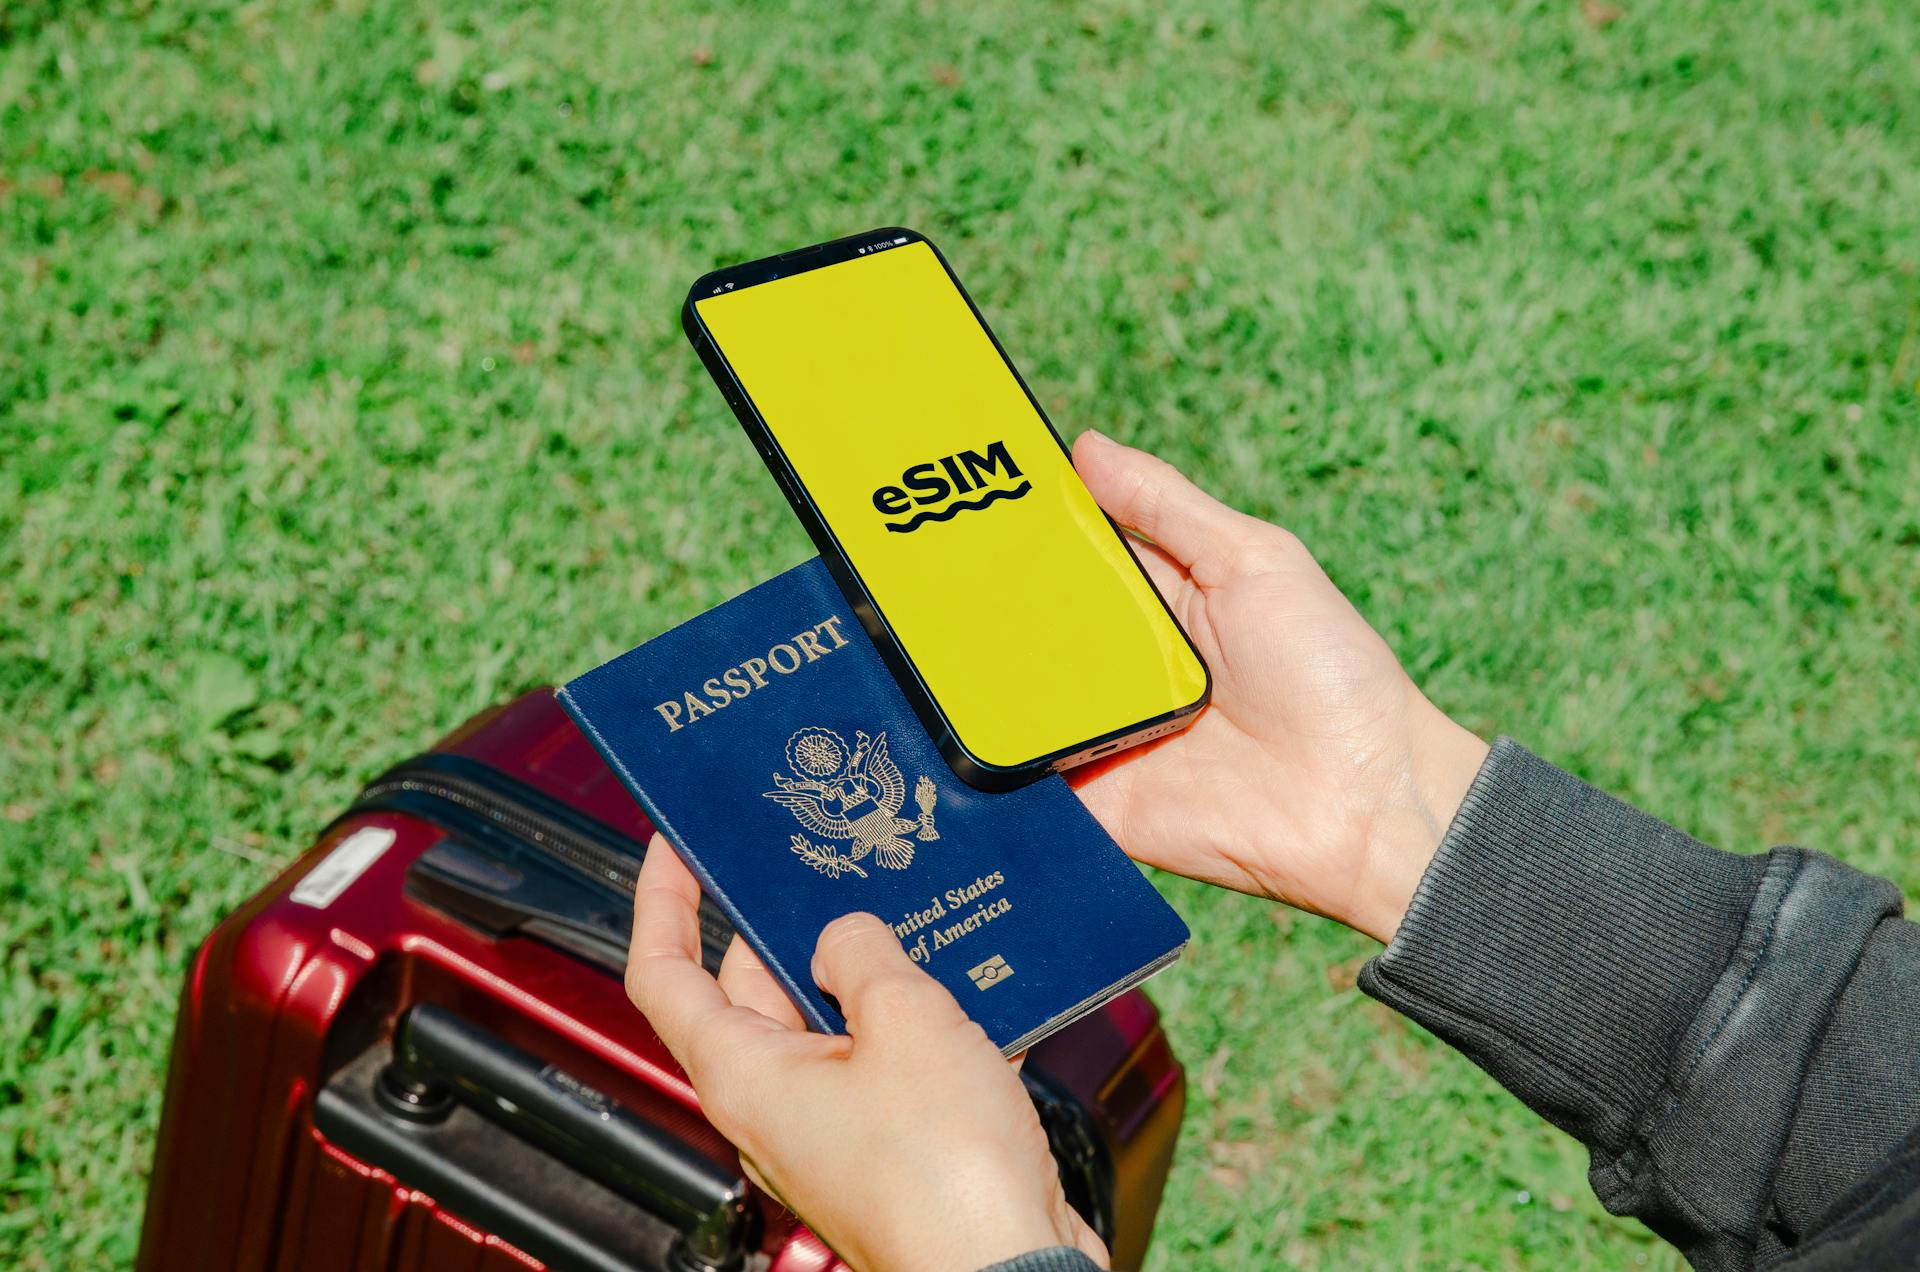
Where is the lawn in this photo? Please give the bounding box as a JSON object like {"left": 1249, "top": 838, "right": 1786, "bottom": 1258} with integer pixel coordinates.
{"left": 3, "top": 0, "right": 1918, "bottom": 1267}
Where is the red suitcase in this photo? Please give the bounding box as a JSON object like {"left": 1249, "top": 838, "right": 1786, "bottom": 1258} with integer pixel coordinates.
{"left": 137, "top": 689, "right": 1185, "bottom": 1272}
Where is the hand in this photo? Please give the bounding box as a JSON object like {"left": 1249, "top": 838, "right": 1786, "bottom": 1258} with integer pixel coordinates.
{"left": 625, "top": 837, "right": 1107, "bottom": 1272}
{"left": 1069, "top": 431, "right": 1489, "bottom": 942}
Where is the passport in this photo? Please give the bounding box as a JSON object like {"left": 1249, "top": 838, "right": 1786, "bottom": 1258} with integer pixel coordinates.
{"left": 558, "top": 557, "right": 1189, "bottom": 1054}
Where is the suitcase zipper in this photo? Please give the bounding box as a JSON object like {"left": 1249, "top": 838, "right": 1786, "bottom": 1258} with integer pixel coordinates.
{"left": 354, "top": 756, "right": 642, "bottom": 892}
{"left": 346, "top": 752, "right": 734, "bottom": 967}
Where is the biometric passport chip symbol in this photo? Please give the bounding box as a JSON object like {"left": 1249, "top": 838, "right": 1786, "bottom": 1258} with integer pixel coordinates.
{"left": 765, "top": 727, "right": 939, "bottom": 877}
{"left": 968, "top": 955, "right": 1013, "bottom": 989}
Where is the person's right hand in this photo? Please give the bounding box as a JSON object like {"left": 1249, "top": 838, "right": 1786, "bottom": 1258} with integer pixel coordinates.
{"left": 1069, "top": 431, "right": 1489, "bottom": 943}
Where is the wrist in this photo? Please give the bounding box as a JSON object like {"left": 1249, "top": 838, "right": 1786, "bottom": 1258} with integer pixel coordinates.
{"left": 882, "top": 1184, "right": 1098, "bottom": 1272}
{"left": 1346, "top": 701, "right": 1488, "bottom": 944}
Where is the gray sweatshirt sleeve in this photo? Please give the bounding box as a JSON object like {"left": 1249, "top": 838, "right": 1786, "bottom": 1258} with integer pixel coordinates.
{"left": 977, "top": 738, "right": 1920, "bottom": 1272}
{"left": 976, "top": 1249, "right": 1102, "bottom": 1272}
{"left": 1358, "top": 738, "right": 1920, "bottom": 1269}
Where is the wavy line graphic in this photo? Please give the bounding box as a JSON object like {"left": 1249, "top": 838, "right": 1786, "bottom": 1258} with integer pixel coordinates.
{"left": 883, "top": 481, "right": 1032, "bottom": 533}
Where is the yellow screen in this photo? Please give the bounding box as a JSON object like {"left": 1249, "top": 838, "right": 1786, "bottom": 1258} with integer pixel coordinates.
{"left": 694, "top": 241, "right": 1206, "bottom": 769}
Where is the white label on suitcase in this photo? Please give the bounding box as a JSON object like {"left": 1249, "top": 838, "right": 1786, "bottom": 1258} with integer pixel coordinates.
{"left": 290, "top": 826, "right": 396, "bottom": 909}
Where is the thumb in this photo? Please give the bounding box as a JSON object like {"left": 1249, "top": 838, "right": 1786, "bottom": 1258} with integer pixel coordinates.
{"left": 1072, "top": 430, "right": 1266, "bottom": 582}
{"left": 811, "top": 913, "right": 967, "bottom": 1040}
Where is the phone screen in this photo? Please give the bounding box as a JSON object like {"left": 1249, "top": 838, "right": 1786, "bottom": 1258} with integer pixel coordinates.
{"left": 693, "top": 239, "right": 1206, "bottom": 769}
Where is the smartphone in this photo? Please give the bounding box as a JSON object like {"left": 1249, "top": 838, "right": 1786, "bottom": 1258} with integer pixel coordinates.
{"left": 682, "top": 227, "right": 1209, "bottom": 790}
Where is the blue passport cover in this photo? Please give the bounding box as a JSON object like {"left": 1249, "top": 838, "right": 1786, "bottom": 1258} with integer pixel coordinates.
{"left": 558, "top": 557, "right": 1189, "bottom": 1054}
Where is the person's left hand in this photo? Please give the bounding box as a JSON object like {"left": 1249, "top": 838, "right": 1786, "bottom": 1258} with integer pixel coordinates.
{"left": 625, "top": 836, "right": 1108, "bottom": 1272}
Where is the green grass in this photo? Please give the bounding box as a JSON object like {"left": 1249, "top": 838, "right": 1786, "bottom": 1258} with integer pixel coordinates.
{"left": 4, "top": 0, "right": 1918, "bottom": 1266}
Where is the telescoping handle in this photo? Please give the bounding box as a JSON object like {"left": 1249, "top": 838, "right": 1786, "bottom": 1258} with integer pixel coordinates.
{"left": 388, "top": 1005, "right": 755, "bottom": 1270}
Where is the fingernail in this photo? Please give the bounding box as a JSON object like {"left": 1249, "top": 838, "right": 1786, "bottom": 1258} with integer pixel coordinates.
{"left": 1078, "top": 428, "right": 1116, "bottom": 449}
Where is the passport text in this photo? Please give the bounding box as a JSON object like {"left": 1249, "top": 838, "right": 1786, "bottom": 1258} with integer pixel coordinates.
{"left": 653, "top": 615, "right": 851, "bottom": 732}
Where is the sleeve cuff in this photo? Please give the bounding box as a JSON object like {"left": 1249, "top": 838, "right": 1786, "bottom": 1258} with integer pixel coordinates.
{"left": 1358, "top": 737, "right": 1771, "bottom": 1151}
{"left": 975, "top": 1248, "right": 1104, "bottom": 1272}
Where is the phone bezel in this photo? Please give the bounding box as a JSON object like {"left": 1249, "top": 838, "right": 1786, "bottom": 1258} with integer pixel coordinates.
{"left": 681, "top": 226, "right": 1210, "bottom": 790}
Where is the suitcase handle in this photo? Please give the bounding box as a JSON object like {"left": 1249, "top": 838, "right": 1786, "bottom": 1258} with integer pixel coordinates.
{"left": 389, "top": 1005, "right": 755, "bottom": 1269}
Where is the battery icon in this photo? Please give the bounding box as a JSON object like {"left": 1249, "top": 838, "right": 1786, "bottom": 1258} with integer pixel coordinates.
{"left": 893, "top": 236, "right": 908, "bottom": 245}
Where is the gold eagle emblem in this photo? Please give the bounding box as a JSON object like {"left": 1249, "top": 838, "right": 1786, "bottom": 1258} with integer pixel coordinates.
{"left": 766, "top": 727, "right": 939, "bottom": 877}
